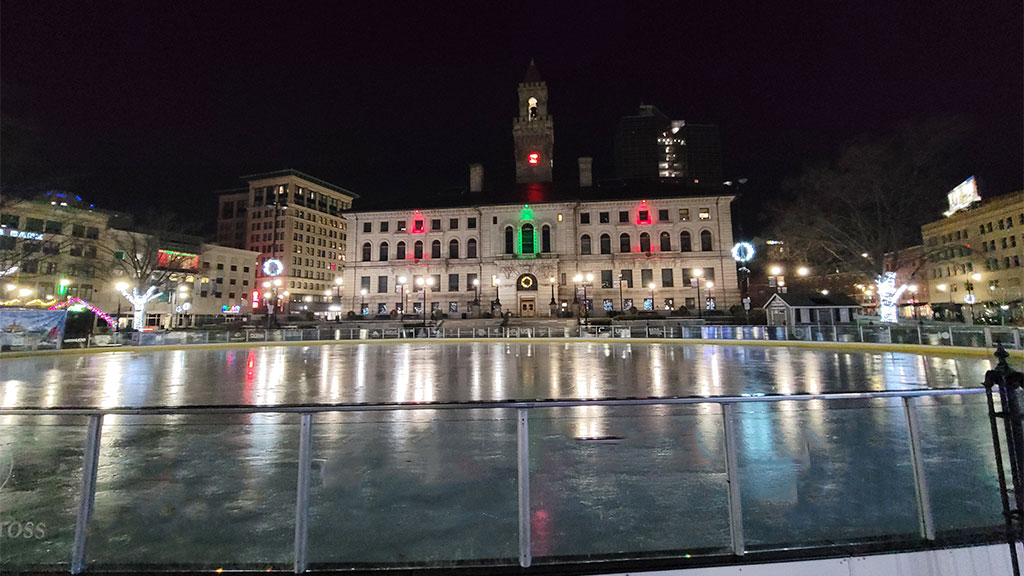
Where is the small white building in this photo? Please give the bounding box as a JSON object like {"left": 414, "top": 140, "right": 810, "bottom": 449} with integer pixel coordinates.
{"left": 764, "top": 292, "right": 861, "bottom": 326}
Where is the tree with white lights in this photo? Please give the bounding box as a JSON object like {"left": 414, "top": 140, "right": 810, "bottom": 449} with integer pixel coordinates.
{"left": 108, "top": 219, "right": 194, "bottom": 330}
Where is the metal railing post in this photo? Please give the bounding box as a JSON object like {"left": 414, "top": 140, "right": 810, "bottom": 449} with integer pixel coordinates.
{"left": 721, "top": 403, "right": 745, "bottom": 556}
{"left": 859, "top": 325, "right": 865, "bottom": 342}
{"left": 917, "top": 326, "right": 923, "bottom": 345}
{"left": 294, "top": 413, "right": 314, "bottom": 574}
{"left": 71, "top": 414, "right": 104, "bottom": 574}
{"left": 832, "top": 326, "right": 838, "bottom": 342}
{"left": 902, "top": 396, "right": 935, "bottom": 540}
{"left": 517, "top": 408, "right": 532, "bottom": 568}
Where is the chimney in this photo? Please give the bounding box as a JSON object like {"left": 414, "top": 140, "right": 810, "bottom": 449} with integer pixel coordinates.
{"left": 469, "top": 163, "right": 484, "bottom": 192}
{"left": 578, "top": 157, "right": 593, "bottom": 188}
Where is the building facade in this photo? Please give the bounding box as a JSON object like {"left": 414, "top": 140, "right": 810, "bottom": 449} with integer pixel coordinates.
{"left": 215, "top": 170, "right": 358, "bottom": 314}
{"left": 614, "top": 105, "right": 723, "bottom": 184}
{"left": 922, "top": 190, "right": 1024, "bottom": 317}
{"left": 512, "top": 59, "right": 554, "bottom": 184}
{"left": 344, "top": 194, "right": 738, "bottom": 317}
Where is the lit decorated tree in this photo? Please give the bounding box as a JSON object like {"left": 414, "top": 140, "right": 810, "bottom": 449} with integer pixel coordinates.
{"left": 108, "top": 219, "right": 195, "bottom": 330}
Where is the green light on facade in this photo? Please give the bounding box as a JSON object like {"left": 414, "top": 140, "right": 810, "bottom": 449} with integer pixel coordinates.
{"left": 520, "top": 204, "right": 534, "bottom": 222}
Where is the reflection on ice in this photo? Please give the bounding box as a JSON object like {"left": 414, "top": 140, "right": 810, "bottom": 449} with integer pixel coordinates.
{"left": 0, "top": 342, "right": 996, "bottom": 409}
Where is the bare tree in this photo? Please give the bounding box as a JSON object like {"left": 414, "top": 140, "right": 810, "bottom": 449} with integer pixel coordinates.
{"left": 107, "top": 215, "right": 199, "bottom": 330}
{"left": 770, "top": 117, "right": 973, "bottom": 283}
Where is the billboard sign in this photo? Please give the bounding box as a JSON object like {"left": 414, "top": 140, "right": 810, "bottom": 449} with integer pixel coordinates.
{"left": 943, "top": 176, "right": 981, "bottom": 217}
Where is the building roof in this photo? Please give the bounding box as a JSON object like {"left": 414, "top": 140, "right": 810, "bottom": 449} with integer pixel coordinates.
{"left": 765, "top": 292, "right": 860, "bottom": 308}
{"left": 239, "top": 169, "right": 360, "bottom": 198}
{"left": 350, "top": 179, "right": 735, "bottom": 213}
{"left": 522, "top": 58, "right": 542, "bottom": 83}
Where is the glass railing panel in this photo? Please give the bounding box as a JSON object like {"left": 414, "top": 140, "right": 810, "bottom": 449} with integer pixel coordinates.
{"left": 736, "top": 398, "right": 920, "bottom": 549}
{"left": 951, "top": 328, "right": 986, "bottom": 347}
{"left": 890, "top": 326, "right": 922, "bottom": 344}
{"left": 86, "top": 414, "right": 299, "bottom": 570}
{"left": 529, "top": 404, "right": 730, "bottom": 561}
{"left": 911, "top": 394, "right": 1003, "bottom": 534}
{"left": 0, "top": 415, "right": 89, "bottom": 570}
{"left": 308, "top": 409, "right": 518, "bottom": 567}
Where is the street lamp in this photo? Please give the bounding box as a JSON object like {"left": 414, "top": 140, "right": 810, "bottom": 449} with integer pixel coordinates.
{"left": 908, "top": 284, "right": 919, "bottom": 320}
{"left": 548, "top": 276, "right": 557, "bottom": 306}
{"left": 472, "top": 277, "right": 480, "bottom": 306}
{"left": 416, "top": 276, "right": 434, "bottom": 322}
{"left": 769, "top": 265, "right": 785, "bottom": 293}
{"left": 583, "top": 273, "right": 594, "bottom": 320}
{"left": 617, "top": 273, "right": 625, "bottom": 312}
{"left": 706, "top": 280, "right": 715, "bottom": 310}
{"left": 572, "top": 273, "right": 583, "bottom": 305}
{"left": 648, "top": 282, "right": 656, "bottom": 311}
{"left": 797, "top": 266, "right": 809, "bottom": 277}
{"left": 360, "top": 288, "right": 368, "bottom": 315}
{"left": 693, "top": 268, "right": 704, "bottom": 319}
{"left": 966, "top": 272, "right": 981, "bottom": 324}
{"left": 398, "top": 276, "right": 408, "bottom": 313}
{"left": 493, "top": 276, "right": 501, "bottom": 309}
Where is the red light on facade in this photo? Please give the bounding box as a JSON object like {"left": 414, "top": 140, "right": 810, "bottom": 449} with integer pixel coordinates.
{"left": 252, "top": 290, "right": 260, "bottom": 308}
{"left": 528, "top": 152, "right": 540, "bottom": 165}
{"left": 636, "top": 200, "right": 652, "bottom": 225}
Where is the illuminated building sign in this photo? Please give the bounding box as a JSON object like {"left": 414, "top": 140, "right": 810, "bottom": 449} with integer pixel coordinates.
{"left": 251, "top": 290, "right": 260, "bottom": 308}
{"left": 943, "top": 176, "right": 981, "bottom": 217}
{"left": 0, "top": 229, "right": 44, "bottom": 241}
{"left": 157, "top": 249, "right": 200, "bottom": 271}
{"left": 221, "top": 305, "right": 242, "bottom": 313}
{"left": 527, "top": 152, "right": 540, "bottom": 165}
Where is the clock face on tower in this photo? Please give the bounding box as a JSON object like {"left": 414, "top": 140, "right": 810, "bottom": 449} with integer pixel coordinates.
{"left": 527, "top": 152, "right": 540, "bottom": 165}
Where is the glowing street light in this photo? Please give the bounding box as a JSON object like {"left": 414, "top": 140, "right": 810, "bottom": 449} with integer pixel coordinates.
{"left": 693, "top": 268, "right": 704, "bottom": 318}
{"left": 548, "top": 276, "right": 557, "bottom": 306}
{"left": 797, "top": 266, "right": 809, "bottom": 277}
{"left": 648, "top": 281, "right": 656, "bottom": 311}
{"left": 398, "top": 275, "right": 408, "bottom": 312}
{"left": 360, "top": 288, "right": 368, "bottom": 315}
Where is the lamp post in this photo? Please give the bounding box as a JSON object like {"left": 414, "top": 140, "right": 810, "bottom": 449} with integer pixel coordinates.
{"left": 706, "top": 280, "right": 715, "bottom": 311}
{"left": 114, "top": 281, "right": 130, "bottom": 330}
{"left": 472, "top": 277, "right": 480, "bottom": 306}
{"left": 583, "top": 273, "right": 593, "bottom": 321}
{"left": 572, "top": 273, "right": 582, "bottom": 305}
{"left": 493, "top": 276, "right": 501, "bottom": 310}
{"left": 618, "top": 273, "right": 625, "bottom": 312}
{"left": 693, "top": 268, "right": 704, "bottom": 319}
{"left": 398, "top": 276, "right": 408, "bottom": 313}
{"left": 769, "top": 265, "right": 785, "bottom": 293}
{"left": 966, "top": 272, "right": 981, "bottom": 324}
{"left": 548, "top": 276, "right": 556, "bottom": 306}
{"left": 908, "top": 284, "right": 919, "bottom": 320}
{"left": 334, "top": 277, "right": 343, "bottom": 318}
{"left": 648, "top": 282, "right": 656, "bottom": 312}
{"left": 360, "top": 288, "right": 368, "bottom": 316}
{"left": 416, "top": 276, "right": 435, "bottom": 322}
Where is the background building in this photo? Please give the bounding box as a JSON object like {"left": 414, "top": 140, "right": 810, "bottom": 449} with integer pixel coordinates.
{"left": 922, "top": 189, "right": 1023, "bottom": 321}
{"left": 614, "top": 105, "right": 722, "bottom": 184}
{"left": 215, "top": 170, "right": 359, "bottom": 316}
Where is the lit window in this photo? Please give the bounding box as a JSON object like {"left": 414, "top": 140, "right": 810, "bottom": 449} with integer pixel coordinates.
{"left": 698, "top": 208, "right": 711, "bottom": 220}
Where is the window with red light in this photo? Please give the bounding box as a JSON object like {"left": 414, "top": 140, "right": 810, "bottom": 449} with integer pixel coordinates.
{"left": 412, "top": 219, "right": 425, "bottom": 233}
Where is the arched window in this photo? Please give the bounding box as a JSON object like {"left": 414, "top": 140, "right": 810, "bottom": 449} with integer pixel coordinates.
{"left": 431, "top": 239, "right": 441, "bottom": 259}
{"left": 680, "top": 231, "right": 692, "bottom": 252}
{"left": 541, "top": 225, "right": 551, "bottom": 253}
{"left": 448, "top": 239, "right": 459, "bottom": 259}
{"left": 619, "top": 233, "right": 631, "bottom": 253}
{"left": 580, "top": 234, "right": 592, "bottom": 255}
{"left": 528, "top": 96, "right": 538, "bottom": 120}
{"left": 600, "top": 234, "right": 611, "bottom": 254}
{"left": 467, "top": 238, "right": 478, "bottom": 258}
{"left": 504, "top": 226, "right": 514, "bottom": 254}
{"left": 660, "top": 232, "right": 671, "bottom": 252}
{"left": 700, "top": 230, "right": 713, "bottom": 251}
{"left": 361, "top": 242, "right": 371, "bottom": 262}
{"left": 522, "top": 223, "right": 535, "bottom": 254}
{"left": 414, "top": 240, "right": 423, "bottom": 259}
{"left": 397, "top": 241, "right": 406, "bottom": 260}
{"left": 640, "top": 232, "right": 651, "bottom": 253}
{"left": 379, "top": 241, "right": 389, "bottom": 261}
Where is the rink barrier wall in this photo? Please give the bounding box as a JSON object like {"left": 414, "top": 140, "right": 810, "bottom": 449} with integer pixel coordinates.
{"left": 1, "top": 336, "right": 1022, "bottom": 361}
{"left": 0, "top": 387, "right": 1006, "bottom": 574}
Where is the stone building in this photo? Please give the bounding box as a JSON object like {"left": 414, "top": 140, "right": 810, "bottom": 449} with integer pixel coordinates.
{"left": 215, "top": 169, "right": 358, "bottom": 315}
{"left": 922, "top": 185, "right": 1024, "bottom": 320}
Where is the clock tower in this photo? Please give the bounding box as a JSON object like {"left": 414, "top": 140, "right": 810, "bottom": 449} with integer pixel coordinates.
{"left": 513, "top": 59, "right": 554, "bottom": 183}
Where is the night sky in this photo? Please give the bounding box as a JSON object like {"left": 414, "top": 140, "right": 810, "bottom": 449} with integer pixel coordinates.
{"left": 2, "top": 3, "right": 1021, "bottom": 235}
